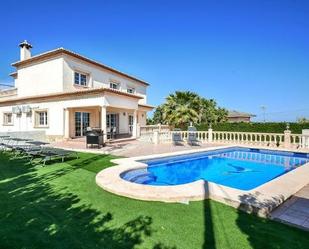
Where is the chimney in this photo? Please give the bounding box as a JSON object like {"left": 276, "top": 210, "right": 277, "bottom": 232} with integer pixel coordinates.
{"left": 19, "top": 40, "right": 32, "bottom": 61}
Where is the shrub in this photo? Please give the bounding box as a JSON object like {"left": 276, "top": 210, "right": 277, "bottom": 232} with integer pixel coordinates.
{"left": 196, "top": 122, "right": 309, "bottom": 134}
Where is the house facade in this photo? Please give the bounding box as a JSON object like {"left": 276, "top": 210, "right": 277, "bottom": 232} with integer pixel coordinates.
{"left": 0, "top": 41, "right": 153, "bottom": 141}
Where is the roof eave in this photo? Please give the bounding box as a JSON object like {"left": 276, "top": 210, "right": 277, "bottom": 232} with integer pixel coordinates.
{"left": 0, "top": 88, "right": 143, "bottom": 106}
{"left": 11, "top": 48, "right": 150, "bottom": 86}
{"left": 138, "top": 103, "right": 155, "bottom": 111}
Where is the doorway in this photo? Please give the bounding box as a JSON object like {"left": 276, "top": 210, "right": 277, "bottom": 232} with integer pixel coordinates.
{"left": 75, "top": 112, "right": 90, "bottom": 137}
{"left": 128, "top": 115, "right": 134, "bottom": 135}
{"left": 106, "top": 113, "right": 119, "bottom": 134}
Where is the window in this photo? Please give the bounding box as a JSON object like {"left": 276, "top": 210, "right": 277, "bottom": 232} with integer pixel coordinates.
{"left": 110, "top": 82, "right": 119, "bottom": 90}
{"left": 127, "top": 88, "right": 135, "bottom": 94}
{"left": 35, "top": 111, "right": 48, "bottom": 127}
{"left": 74, "top": 72, "right": 87, "bottom": 86}
{"left": 3, "top": 113, "right": 13, "bottom": 125}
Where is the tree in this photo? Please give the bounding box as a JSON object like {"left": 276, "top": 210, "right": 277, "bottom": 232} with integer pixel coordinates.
{"left": 297, "top": 117, "right": 309, "bottom": 124}
{"left": 151, "top": 91, "right": 228, "bottom": 128}
{"left": 216, "top": 107, "right": 228, "bottom": 123}
{"left": 152, "top": 105, "right": 164, "bottom": 124}
{"left": 162, "top": 91, "right": 200, "bottom": 128}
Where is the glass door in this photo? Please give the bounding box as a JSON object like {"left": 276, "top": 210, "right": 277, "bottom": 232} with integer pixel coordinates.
{"left": 75, "top": 112, "right": 90, "bottom": 137}
{"left": 107, "top": 114, "right": 119, "bottom": 131}
{"left": 106, "top": 114, "right": 119, "bottom": 138}
{"left": 128, "top": 115, "right": 134, "bottom": 134}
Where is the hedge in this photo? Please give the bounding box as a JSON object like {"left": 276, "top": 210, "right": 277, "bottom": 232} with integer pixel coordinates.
{"left": 196, "top": 122, "right": 309, "bottom": 134}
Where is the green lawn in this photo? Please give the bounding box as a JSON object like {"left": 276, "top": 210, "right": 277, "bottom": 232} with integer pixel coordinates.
{"left": 0, "top": 152, "right": 308, "bottom": 249}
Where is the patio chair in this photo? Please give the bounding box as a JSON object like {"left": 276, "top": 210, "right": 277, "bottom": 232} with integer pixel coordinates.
{"left": 187, "top": 126, "right": 200, "bottom": 146}
{"left": 172, "top": 129, "right": 184, "bottom": 146}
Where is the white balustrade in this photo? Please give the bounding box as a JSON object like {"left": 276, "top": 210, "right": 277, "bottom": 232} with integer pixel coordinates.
{"left": 138, "top": 127, "right": 308, "bottom": 151}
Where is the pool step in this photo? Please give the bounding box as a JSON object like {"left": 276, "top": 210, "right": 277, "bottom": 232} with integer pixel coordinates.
{"left": 131, "top": 173, "right": 156, "bottom": 184}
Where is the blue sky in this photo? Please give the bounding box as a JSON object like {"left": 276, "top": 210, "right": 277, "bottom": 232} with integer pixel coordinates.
{"left": 0, "top": 0, "right": 308, "bottom": 121}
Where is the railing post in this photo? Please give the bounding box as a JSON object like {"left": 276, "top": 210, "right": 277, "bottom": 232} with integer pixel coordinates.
{"left": 158, "top": 123, "right": 162, "bottom": 133}
{"left": 208, "top": 127, "right": 213, "bottom": 142}
{"left": 153, "top": 131, "right": 160, "bottom": 145}
{"left": 302, "top": 129, "right": 309, "bottom": 149}
{"left": 284, "top": 129, "right": 291, "bottom": 149}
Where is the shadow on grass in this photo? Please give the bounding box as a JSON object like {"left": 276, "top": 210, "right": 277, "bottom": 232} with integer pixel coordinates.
{"left": 203, "top": 182, "right": 217, "bottom": 249}
{"left": 0, "top": 153, "right": 172, "bottom": 249}
{"left": 68, "top": 153, "right": 119, "bottom": 173}
{"left": 0, "top": 152, "right": 36, "bottom": 181}
{"left": 236, "top": 193, "right": 309, "bottom": 249}
{"left": 202, "top": 182, "right": 309, "bottom": 249}
{"left": 69, "top": 154, "right": 110, "bottom": 168}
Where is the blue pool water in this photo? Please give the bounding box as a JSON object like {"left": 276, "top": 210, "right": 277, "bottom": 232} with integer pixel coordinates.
{"left": 121, "top": 147, "right": 309, "bottom": 190}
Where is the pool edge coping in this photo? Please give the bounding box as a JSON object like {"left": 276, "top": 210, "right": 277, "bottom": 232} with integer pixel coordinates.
{"left": 96, "top": 145, "right": 309, "bottom": 217}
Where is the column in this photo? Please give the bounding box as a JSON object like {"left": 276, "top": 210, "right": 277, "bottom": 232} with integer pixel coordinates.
{"left": 136, "top": 123, "right": 141, "bottom": 138}
{"left": 64, "top": 108, "right": 70, "bottom": 139}
{"left": 101, "top": 106, "right": 107, "bottom": 141}
{"left": 132, "top": 110, "right": 137, "bottom": 138}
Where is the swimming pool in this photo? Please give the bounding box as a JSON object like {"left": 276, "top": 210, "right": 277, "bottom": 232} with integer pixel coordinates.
{"left": 121, "top": 147, "right": 309, "bottom": 191}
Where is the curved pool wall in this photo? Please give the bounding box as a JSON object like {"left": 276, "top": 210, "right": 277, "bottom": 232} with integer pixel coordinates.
{"left": 96, "top": 145, "right": 309, "bottom": 216}
{"left": 120, "top": 147, "right": 309, "bottom": 191}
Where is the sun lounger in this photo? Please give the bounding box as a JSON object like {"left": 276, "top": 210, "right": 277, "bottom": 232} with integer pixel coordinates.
{"left": 0, "top": 137, "right": 79, "bottom": 165}
{"left": 0, "top": 137, "right": 15, "bottom": 151}
{"left": 187, "top": 126, "right": 200, "bottom": 146}
{"left": 27, "top": 147, "right": 79, "bottom": 165}
{"left": 172, "top": 130, "right": 184, "bottom": 146}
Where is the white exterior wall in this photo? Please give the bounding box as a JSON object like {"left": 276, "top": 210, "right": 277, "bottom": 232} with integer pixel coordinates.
{"left": 138, "top": 111, "right": 147, "bottom": 126}
{"left": 0, "top": 96, "right": 105, "bottom": 136}
{"left": 15, "top": 57, "right": 64, "bottom": 97}
{"left": 0, "top": 94, "right": 142, "bottom": 139}
{"left": 62, "top": 55, "right": 147, "bottom": 104}
{"left": 1, "top": 50, "right": 151, "bottom": 140}
{"left": 12, "top": 54, "right": 148, "bottom": 103}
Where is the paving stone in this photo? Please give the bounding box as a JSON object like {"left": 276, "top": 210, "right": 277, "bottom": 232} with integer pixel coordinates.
{"left": 302, "top": 219, "right": 309, "bottom": 229}
{"left": 289, "top": 202, "right": 309, "bottom": 215}
{"left": 279, "top": 213, "right": 306, "bottom": 226}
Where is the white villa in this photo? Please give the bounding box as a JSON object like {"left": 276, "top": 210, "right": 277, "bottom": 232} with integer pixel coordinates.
{"left": 0, "top": 41, "right": 153, "bottom": 141}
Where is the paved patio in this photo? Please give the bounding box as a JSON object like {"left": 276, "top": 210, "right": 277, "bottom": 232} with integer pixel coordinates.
{"left": 271, "top": 184, "right": 309, "bottom": 231}
{"left": 51, "top": 138, "right": 223, "bottom": 157}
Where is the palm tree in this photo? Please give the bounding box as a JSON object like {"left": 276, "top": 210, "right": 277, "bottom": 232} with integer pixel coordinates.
{"left": 151, "top": 91, "right": 228, "bottom": 128}
{"left": 161, "top": 91, "right": 201, "bottom": 128}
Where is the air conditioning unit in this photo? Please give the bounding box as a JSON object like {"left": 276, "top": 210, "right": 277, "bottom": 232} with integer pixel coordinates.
{"left": 12, "top": 106, "right": 22, "bottom": 114}
{"left": 22, "top": 105, "right": 32, "bottom": 113}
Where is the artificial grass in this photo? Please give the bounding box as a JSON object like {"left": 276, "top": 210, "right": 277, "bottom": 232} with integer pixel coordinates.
{"left": 0, "top": 152, "right": 308, "bottom": 249}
